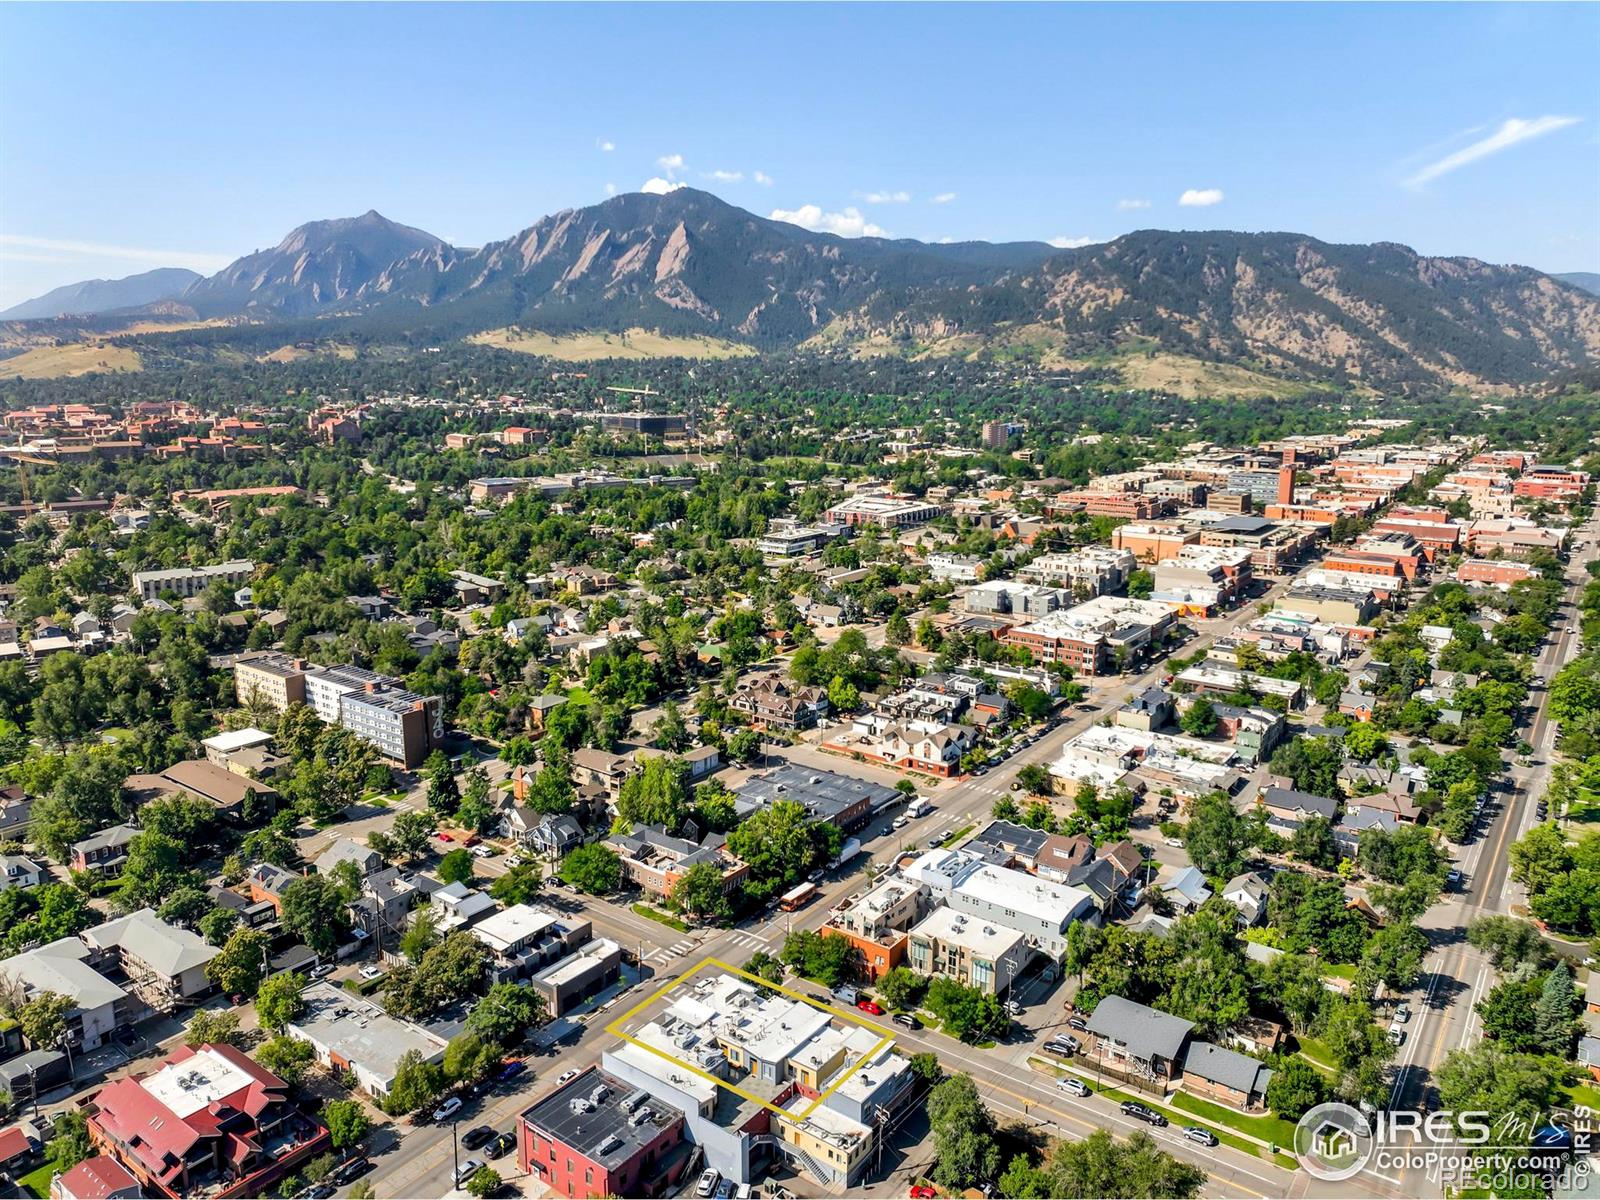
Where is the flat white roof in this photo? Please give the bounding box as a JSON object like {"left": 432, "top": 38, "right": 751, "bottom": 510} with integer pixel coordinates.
{"left": 956, "top": 864, "right": 1093, "bottom": 930}
{"left": 471, "top": 903, "right": 559, "bottom": 953}
{"left": 909, "top": 905, "right": 1027, "bottom": 959}
{"left": 143, "top": 1046, "right": 255, "bottom": 1119}
{"left": 201, "top": 727, "right": 273, "bottom": 753}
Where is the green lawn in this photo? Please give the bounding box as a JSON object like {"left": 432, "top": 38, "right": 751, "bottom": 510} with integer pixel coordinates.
{"left": 945, "top": 824, "right": 976, "bottom": 846}
{"left": 1565, "top": 1082, "right": 1600, "bottom": 1111}
{"left": 1292, "top": 1034, "right": 1338, "bottom": 1076}
{"left": 17, "top": 1163, "right": 54, "bottom": 1199}
{"left": 1322, "top": 962, "right": 1357, "bottom": 981}
{"left": 632, "top": 903, "right": 690, "bottom": 932}
{"left": 565, "top": 687, "right": 594, "bottom": 707}
{"left": 1168, "top": 1091, "right": 1300, "bottom": 1147}
{"left": 1037, "top": 1059, "right": 1298, "bottom": 1170}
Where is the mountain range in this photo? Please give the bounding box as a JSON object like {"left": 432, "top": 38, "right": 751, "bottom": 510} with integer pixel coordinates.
{"left": 7, "top": 189, "right": 1599, "bottom": 388}
{"left": 0, "top": 266, "right": 200, "bottom": 320}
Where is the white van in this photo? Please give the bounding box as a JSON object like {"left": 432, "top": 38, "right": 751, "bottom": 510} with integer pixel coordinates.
{"left": 832, "top": 985, "right": 859, "bottom": 1005}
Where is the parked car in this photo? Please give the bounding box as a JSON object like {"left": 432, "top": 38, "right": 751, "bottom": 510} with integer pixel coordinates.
{"left": 715, "top": 1180, "right": 737, "bottom": 1200}
{"left": 432, "top": 1096, "right": 463, "bottom": 1122}
{"left": 1163, "top": 837, "right": 1184, "bottom": 848}
{"left": 857, "top": 998, "right": 885, "bottom": 1015}
{"left": 300, "top": 1186, "right": 337, "bottom": 1200}
{"left": 695, "top": 1169, "right": 721, "bottom": 1197}
{"left": 1394, "top": 1003, "right": 1412, "bottom": 1023}
{"left": 1057, "top": 1077, "right": 1090, "bottom": 1097}
{"left": 892, "top": 1012, "right": 921, "bottom": 1030}
{"left": 1183, "top": 1127, "right": 1218, "bottom": 1147}
{"left": 436, "top": 831, "right": 454, "bottom": 842}
{"left": 1045, "top": 1037, "right": 1079, "bottom": 1057}
{"left": 1004, "top": 999, "right": 1023, "bottom": 1017}
{"left": 309, "top": 962, "right": 335, "bottom": 979}
{"left": 910, "top": 1188, "right": 937, "bottom": 1199}
{"left": 1120, "top": 1101, "right": 1167, "bottom": 1127}
{"left": 1388, "top": 1025, "right": 1406, "bottom": 1046}
{"left": 331, "top": 1158, "right": 371, "bottom": 1186}
{"left": 486, "top": 1131, "right": 516, "bottom": 1158}
{"left": 1067, "top": 1016, "right": 1089, "bottom": 1032}
{"left": 832, "top": 986, "right": 859, "bottom": 1005}
{"left": 455, "top": 1158, "right": 485, "bottom": 1188}
{"left": 358, "top": 964, "right": 383, "bottom": 981}
{"left": 556, "top": 1069, "right": 580, "bottom": 1085}
{"left": 462, "top": 1125, "right": 496, "bottom": 1150}
{"left": 472, "top": 845, "right": 495, "bottom": 858}
{"left": 497, "top": 1059, "right": 527, "bottom": 1082}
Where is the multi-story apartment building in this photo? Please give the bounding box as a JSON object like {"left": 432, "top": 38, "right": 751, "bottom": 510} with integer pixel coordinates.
{"left": 1113, "top": 521, "right": 1200, "bottom": 564}
{"left": 233, "top": 651, "right": 309, "bottom": 709}
{"left": 821, "top": 877, "right": 926, "bottom": 979}
{"left": 231, "top": 658, "right": 441, "bottom": 767}
{"left": 1017, "top": 547, "right": 1137, "bottom": 595}
{"left": 129, "top": 560, "right": 254, "bottom": 601}
{"left": 906, "top": 905, "right": 1029, "bottom": 995}
{"left": 338, "top": 681, "right": 444, "bottom": 769}
{"left": 1001, "top": 595, "right": 1178, "bottom": 675}
{"left": 822, "top": 494, "right": 944, "bottom": 529}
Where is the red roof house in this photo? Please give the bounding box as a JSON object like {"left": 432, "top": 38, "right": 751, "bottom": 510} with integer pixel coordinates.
{"left": 87, "top": 1043, "right": 327, "bottom": 1198}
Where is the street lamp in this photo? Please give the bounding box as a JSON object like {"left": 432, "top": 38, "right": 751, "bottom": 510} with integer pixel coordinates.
{"left": 452, "top": 1118, "right": 461, "bottom": 1193}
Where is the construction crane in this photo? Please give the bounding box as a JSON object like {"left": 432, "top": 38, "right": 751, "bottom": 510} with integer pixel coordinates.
{"left": 604, "top": 385, "right": 660, "bottom": 398}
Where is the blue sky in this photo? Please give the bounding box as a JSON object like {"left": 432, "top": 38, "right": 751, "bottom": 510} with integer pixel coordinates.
{"left": 1, "top": 2, "right": 1597, "bottom": 307}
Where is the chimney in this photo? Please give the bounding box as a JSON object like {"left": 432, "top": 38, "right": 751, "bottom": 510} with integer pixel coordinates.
{"left": 1277, "top": 466, "right": 1295, "bottom": 507}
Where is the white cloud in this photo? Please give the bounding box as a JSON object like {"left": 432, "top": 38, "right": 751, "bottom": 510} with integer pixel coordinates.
{"left": 1178, "top": 188, "right": 1225, "bottom": 207}
{"left": 656, "top": 153, "right": 686, "bottom": 177}
{"left": 753, "top": 170, "right": 774, "bottom": 186}
{"left": 768, "top": 204, "right": 887, "bottom": 238}
{"left": 640, "top": 177, "right": 686, "bottom": 195}
{"left": 1048, "top": 236, "right": 1096, "bottom": 249}
{"left": 859, "top": 190, "right": 911, "bottom": 204}
{"left": 0, "top": 233, "right": 234, "bottom": 272}
{"left": 931, "top": 192, "right": 958, "bottom": 204}
{"left": 1117, "top": 198, "right": 1152, "bottom": 210}
{"left": 597, "top": 139, "right": 615, "bottom": 152}
{"left": 1404, "top": 115, "right": 1582, "bottom": 189}
{"left": 604, "top": 182, "right": 617, "bottom": 196}
{"left": 705, "top": 170, "right": 744, "bottom": 183}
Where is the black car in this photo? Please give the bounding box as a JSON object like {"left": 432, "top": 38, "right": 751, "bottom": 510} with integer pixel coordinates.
{"left": 1120, "top": 1101, "right": 1168, "bottom": 1127}
{"left": 332, "top": 1157, "right": 372, "bottom": 1186}
{"left": 487, "top": 1131, "right": 517, "bottom": 1159}
{"left": 462, "top": 1124, "right": 496, "bottom": 1150}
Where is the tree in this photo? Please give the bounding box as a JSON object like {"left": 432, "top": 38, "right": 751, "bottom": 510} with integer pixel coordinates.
{"left": 827, "top": 674, "right": 860, "bottom": 713}
{"left": 1017, "top": 764, "right": 1053, "bottom": 796}
{"left": 443, "top": 1031, "right": 500, "bottom": 1085}
{"left": 1435, "top": 1042, "right": 1569, "bottom": 1130}
{"left": 671, "top": 861, "right": 732, "bottom": 924}
{"left": 437, "top": 848, "right": 475, "bottom": 885}
{"left": 1533, "top": 963, "right": 1579, "bottom": 1057}
{"left": 206, "top": 928, "right": 271, "bottom": 998}
{"left": 886, "top": 611, "right": 912, "bottom": 646}
{"left": 157, "top": 885, "right": 212, "bottom": 928}
{"left": 927, "top": 1074, "right": 1000, "bottom": 1192}
{"left": 386, "top": 1049, "right": 445, "bottom": 1115}
{"left": 19, "top": 991, "right": 72, "bottom": 1052}
{"left": 113, "top": 832, "right": 198, "bottom": 913}
{"left": 1269, "top": 736, "right": 1341, "bottom": 797}
{"left": 1179, "top": 696, "right": 1219, "bottom": 738}
{"left": 925, "top": 977, "right": 1010, "bottom": 1043}
{"left": 878, "top": 966, "right": 926, "bottom": 1012}
{"left": 1127, "top": 570, "right": 1154, "bottom": 600}
{"left": 184, "top": 1009, "right": 242, "bottom": 1047}
{"left": 1288, "top": 816, "right": 1339, "bottom": 871}
{"left": 1044, "top": 1128, "right": 1206, "bottom": 1199}
{"left": 466, "top": 981, "right": 546, "bottom": 1045}
{"left": 1183, "top": 793, "right": 1250, "bottom": 880}
{"left": 389, "top": 810, "right": 434, "bottom": 861}
{"left": 400, "top": 905, "right": 442, "bottom": 963}
{"left": 424, "top": 751, "right": 460, "bottom": 817}
{"left": 200, "top": 907, "right": 240, "bottom": 947}
{"left": 726, "top": 799, "right": 827, "bottom": 898}
{"left": 466, "top": 1167, "right": 502, "bottom": 1199}
{"left": 652, "top": 700, "right": 690, "bottom": 752}
{"left": 45, "top": 1111, "right": 91, "bottom": 1174}
{"left": 617, "top": 755, "right": 690, "bottom": 831}
{"left": 256, "top": 972, "right": 308, "bottom": 1034}
{"left": 1467, "top": 915, "right": 1552, "bottom": 972}
{"left": 780, "top": 929, "right": 856, "bottom": 987}
{"left": 1266, "top": 1058, "right": 1329, "bottom": 1120}
{"left": 255, "top": 1035, "right": 315, "bottom": 1085}
{"left": 1343, "top": 722, "right": 1389, "bottom": 762}
{"left": 281, "top": 875, "right": 352, "bottom": 957}
{"left": 559, "top": 844, "right": 622, "bottom": 894}
{"left": 325, "top": 1099, "right": 371, "bottom": 1151}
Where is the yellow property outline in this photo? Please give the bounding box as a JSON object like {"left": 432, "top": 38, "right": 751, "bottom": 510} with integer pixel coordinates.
{"left": 605, "top": 956, "right": 895, "bottom": 1120}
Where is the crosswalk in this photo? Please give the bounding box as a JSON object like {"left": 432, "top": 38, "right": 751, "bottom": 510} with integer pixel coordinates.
{"left": 641, "top": 928, "right": 773, "bottom": 967}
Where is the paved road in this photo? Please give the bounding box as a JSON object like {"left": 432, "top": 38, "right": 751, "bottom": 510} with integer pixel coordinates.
{"left": 1383, "top": 512, "right": 1598, "bottom": 1199}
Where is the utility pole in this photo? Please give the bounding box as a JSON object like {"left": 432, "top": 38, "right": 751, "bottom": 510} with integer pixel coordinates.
{"left": 452, "top": 1119, "right": 461, "bottom": 1192}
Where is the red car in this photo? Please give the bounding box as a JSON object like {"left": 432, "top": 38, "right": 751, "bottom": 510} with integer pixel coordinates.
{"left": 910, "top": 1187, "right": 937, "bottom": 1198}
{"left": 463, "top": 834, "right": 481, "bottom": 847}
{"left": 857, "top": 998, "right": 884, "bottom": 1015}
{"left": 436, "top": 831, "right": 453, "bottom": 842}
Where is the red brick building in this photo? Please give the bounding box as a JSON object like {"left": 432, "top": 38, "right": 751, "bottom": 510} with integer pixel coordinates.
{"left": 89, "top": 1043, "right": 328, "bottom": 1198}
{"left": 519, "top": 1066, "right": 691, "bottom": 1199}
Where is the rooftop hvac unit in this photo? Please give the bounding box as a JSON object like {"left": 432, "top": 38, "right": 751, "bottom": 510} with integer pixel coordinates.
{"left": 631, "top": 1108, "right": 654, "bottom": 1126}
{"left": 593, "top": 1135, "right": 624, "bottom": 1157}
{"left": 621, "top": 1089, "right": 650, "bottom": 1114}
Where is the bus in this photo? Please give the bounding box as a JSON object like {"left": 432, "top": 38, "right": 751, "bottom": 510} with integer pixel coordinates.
{"left": 779, "top": 882, "right": 818, "bottom": 911}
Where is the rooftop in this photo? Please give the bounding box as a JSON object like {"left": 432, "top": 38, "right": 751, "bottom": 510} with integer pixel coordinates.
{"left": 520, "top": 1065, "right": 684, "bottom": 1170}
